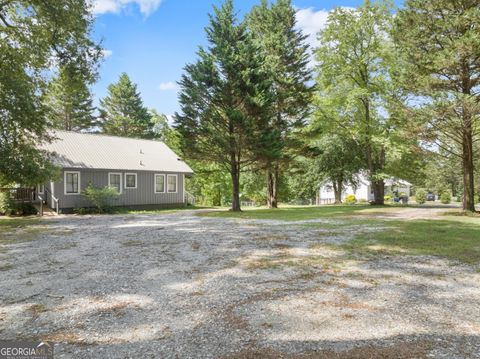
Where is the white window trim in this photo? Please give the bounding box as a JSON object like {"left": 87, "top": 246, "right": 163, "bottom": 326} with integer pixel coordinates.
{"left": 37, "top": 184, "right": 45, "bottom": 194}
{"left": 64, "top": 171, "right": 81, "bottom": 195}
{"left": 154, "top": 174, "right": 166, "bottom": 193}
{"left": 108, "top": 172, "right": 123, "bottom": 194}
{"left": 167, "top": 174, "right": 178, "bottom": 194}
{"left": 124, "top": 173, "right": 137, "bottom": 189}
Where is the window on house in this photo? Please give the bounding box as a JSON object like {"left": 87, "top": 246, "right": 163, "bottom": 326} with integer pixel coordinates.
{"left": 167, "top": 175, "right": 177, "bottom": 193}
{"left": 108, "top": 173, "right": 122, "bottom": 193}
{"left": 125, "top": 173, "right": 137, "bottom": 189}
{"left": 38, "top": 184, "right": 45, "bottom": 194}
{"left": 155, "top": 174, "right": 165, "bottom": 193}
{"left": 65, "top": 172, "right": 80, "bottom": 194}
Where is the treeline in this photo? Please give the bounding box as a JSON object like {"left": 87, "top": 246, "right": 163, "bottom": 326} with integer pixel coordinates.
{"left": 175, "top": 0, "right": 480, "bottom": 212}
{"left": 1, "top": 0, "right": 479, "bottom": 212}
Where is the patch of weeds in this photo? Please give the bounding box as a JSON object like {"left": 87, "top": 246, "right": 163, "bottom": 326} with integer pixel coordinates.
{"left": 59, "top": 242, "right": 77, "bottom": 250}
{"left": 252, "top": 234, "right": 290, "bottom": 241}
{"left": 121, "top": 240, "right": 144, "bottom": 247}
{"left": 191, "top": 241, "right": 200, "bottom": 251}
{"left": 28, "top": 303, "right": 48, "bottom": 318}
{"left": 0, "top": 263, "right": 14, "bottom": 271}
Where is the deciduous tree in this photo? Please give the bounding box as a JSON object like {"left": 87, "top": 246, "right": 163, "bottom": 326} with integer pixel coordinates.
{"left": 314, "top": 0, "right": 398, "bottom": 205}
{"left": 0, "top": 0, "right": 101, "bottom": 185}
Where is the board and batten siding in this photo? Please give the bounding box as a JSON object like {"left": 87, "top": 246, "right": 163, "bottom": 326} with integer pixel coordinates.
{"left": 53, "top": 168, "right": 186, "bottom": 210}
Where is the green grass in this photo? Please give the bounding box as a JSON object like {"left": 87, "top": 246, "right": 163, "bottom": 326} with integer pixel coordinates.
{"left": 200, "top": 205, "right": 402, "bottom": 221}
{"left": 0, "top": 217, "right": 44, "bottom": 247}
{"left": 343, "top": 216, "right": 480, "bottom": 264}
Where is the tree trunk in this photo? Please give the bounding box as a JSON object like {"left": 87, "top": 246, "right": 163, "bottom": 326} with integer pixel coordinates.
{"left": 230, "top": 151, "right": 241, "bottom": 212}
{"left": 266, "top": 165, "right": 278, "bottom": 209}
{"left": 371, "top": 179, "right": 385, "bottom": 205}
{"left": 462, "top": 125, "right": 475, "bottom": 212}
{"left": 333, "top": 179, "right": 342, "bottom": 204}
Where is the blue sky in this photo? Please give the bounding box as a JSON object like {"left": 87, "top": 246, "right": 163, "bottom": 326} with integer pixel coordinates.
{"left": 92, "top": 0, "right": 403, "bottom": 119}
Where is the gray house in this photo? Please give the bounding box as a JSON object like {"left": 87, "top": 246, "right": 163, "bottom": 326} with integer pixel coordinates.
{"left": 38, "top": 130, "right": 193, "bottom": 213}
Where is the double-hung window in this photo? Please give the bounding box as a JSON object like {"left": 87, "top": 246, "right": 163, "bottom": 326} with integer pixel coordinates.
{"left": 167, "top": 175, "right": 177, "bottom": 193}
{"left": 108, "top": 173, "right": 122, "bottom": 194}
{"left": 155, "top": 174, "right": 165, "bottom": 193}
{"left": 64, "top": 171, "right": 80, "bottom": 195}
{"left": 125, "top": 173, "right": 137, "bottom": 189}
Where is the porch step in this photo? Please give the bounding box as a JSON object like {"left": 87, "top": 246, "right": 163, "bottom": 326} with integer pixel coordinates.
{"left": 34, "top": 204, "right": 58, "bottom": 217}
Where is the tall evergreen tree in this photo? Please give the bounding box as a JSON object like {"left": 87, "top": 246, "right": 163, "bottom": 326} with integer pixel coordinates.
{"left": 395, "top": 0, "right": 480, "bottom": 212}
{"left": 247, "top": 0, "right": 313, "bottom": 208}
{"left": 99, "top": 73, "right": 153, "bottom": 138}
{"left": 0, "top": 0, "right": 101, "bottom": 185}
{"left": 314, "top": 0, "right": 398, "bottom": 205}
{"left": 175, "top": 0, "right": 273, "bottom": 211}
{"left": 44, "top": 65, "right": 96, "bottom": 131}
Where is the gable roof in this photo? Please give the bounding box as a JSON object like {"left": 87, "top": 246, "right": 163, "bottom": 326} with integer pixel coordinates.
{"left": 40, "top": 130, "right": 193, "bottom": 173}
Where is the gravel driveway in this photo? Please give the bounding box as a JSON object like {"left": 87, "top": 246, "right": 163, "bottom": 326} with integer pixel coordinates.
{"left": 0, "top": 210, "right": 479, "bottom": 358}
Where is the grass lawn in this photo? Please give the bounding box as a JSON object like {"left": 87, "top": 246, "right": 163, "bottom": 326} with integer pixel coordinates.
{"left": 202, "top": 205, "right": 480, "bottom": 264}
{"left": 343, "top": 216, "right": 480, "bottom": 264}
{"left": 200, "top": 204, "right": 400, "bottom": 220}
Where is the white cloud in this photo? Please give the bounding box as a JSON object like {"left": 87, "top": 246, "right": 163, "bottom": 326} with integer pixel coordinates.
{"left": 295, "top": 8, "right": 330, "bottom": 49}
{"left": 159, "top": 81, "right": 178, "bottom": 91}
{"left": 91, "top": 0, "right": 163, "bottom": 16}
{"left": 102, "top": 49, "right": 113, "bottom": 58}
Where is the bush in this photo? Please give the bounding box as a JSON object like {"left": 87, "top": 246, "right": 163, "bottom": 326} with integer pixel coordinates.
{"left": 83, "top": 184, "right": 119, "bottom": 213}
{"left": 358, "top": 198, "right": 368, "bottom": 204}
{"left": 384, "top": 195, "right": 392, "bottom": 202}
{"left": 415, "top": 188, "right": 427, "bottom": 204}
{"left": 0, "top": 191, "right": 15, "bottom": 215}
{"left": 440, "top": 191, "right": 451, "bottom": 204}
{"left": 344, "top": 194, "right": 356, "bottom": 204}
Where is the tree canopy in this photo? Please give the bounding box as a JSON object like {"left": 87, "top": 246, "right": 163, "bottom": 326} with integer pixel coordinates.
{"left": 0, "top": 0, "right": 101, "bottom": 186}
{"left": 99, "top": 73, "right": 153, "bottom": 138}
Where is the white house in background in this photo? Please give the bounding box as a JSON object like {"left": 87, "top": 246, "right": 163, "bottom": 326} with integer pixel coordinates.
{"left": 318, "top": 174, "right": 412, "bottom": 203}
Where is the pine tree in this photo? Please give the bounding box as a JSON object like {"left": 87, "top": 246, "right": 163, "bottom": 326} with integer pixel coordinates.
{"left": 175, "top": 0, "right": 273, "bottom": 211}
{"left": 247, "top": 0, "right": 313, "bottom": 208}
{"left": 99, "top": 73, "right": 153, "bottom": 138}
{"left": 44, "top": 66, "right": 96, "bottom": 131}
{"left": 395, "top": 0, "right": 480, "bottom": 212}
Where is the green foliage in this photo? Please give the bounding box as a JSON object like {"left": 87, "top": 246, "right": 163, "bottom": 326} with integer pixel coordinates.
{"left": 175, "top": 0, "right": 274, "bottom": 211}
{"left": 0, "top": 0, "right": 101, "bottom": 185}
{"left": 150, "top": 110, "right": 181, "bottom": 152}
{"left": 415, "top": 189, "right": 427, "bottom": 204}
{"left": 44, "top": 65, "right": 96, "bottom": 131}
{"left": 0, "top": 192, "right": 15, "bottom": 216}
{"left": 345, "top": 194, "right": 357, "bottom": 205}
{"left": 384, "top": 195, "right": 392, "bottom": 202}
{"left": 83, "top": 184, "right": 119, "bottom": 213}
{"left": 247, "top": 0, "right": 313, "bottom": 207}
{"left": 99, "top": 73, "right": 153, "bottom": 138}
{"left": 440, "top": 191, "right": 452, "bottom": 205}
{"left": 395, "top": 0, "right": 480, "bottom": 211}
{"left": 186, "top": 162, "right": 231, "bottom": 207}
{"left": 314, "top": 1, "right": 402, "bottom": 206}
{"left": 0, "top": 192, "right": 37, "bottom": 216}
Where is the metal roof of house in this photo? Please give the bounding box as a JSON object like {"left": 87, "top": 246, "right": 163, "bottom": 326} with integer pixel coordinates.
{"left": 40, "top": 130, "right": 193, "bottom": 173}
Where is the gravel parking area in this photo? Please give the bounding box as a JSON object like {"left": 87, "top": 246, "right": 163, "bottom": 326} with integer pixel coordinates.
{"left": 0, "top": 210, "right": 479, "bottom": 358}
